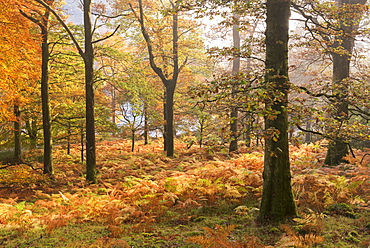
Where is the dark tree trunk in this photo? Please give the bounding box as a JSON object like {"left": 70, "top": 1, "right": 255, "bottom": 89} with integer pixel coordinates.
{"left": 163, "top": 90, "right": 167, "bottom": 151}
{"left": 165, "top": 83, "right": 175, "bottom": 157}
{"left": 324, "top": 0, "right": 366, "bottom": 166}
{"left": 143, "top": 103, "right": 149, "bottom": 145}
{"left": 134, "top": 0, "right": 179, "bottom": 157}
{"left": 14, "top": 104, "right": 22, "bottom": 162}
{"left": 81, "top": 128, "right": 84, "bottom": 163}
{"left": 325, "top": 47, "right": 351, "bottom": 165}
{"left": 20, "top": 0, "right": 54, "bottom": 174}
{"left": 33, "top": 0, "right": 99, "bottom": 182}
{"left": 258, "top": 0, "right": 296, "bottom": 223}
{"left": 84, "top": 0, "right": 97, "bottom": 183}
{"left": 40, "top": 12, "right": 53, "bottom": 175}
{"left": 199, "top": 118, "right": 205, "bottom": 148}
{"left": 111, "top": 86, "right": 116, "bottom": 126}
{"left": 131, "top": 130, "right": 135, "bottom": 152}
{"left": 67, "top": 124, "right": 71, "bottom": 155}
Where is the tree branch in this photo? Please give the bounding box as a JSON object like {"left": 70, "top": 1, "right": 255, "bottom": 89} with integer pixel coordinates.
{"left": 34, "top": 0, "right": 84, "bottom": 56}
{"left": 92, "top": 25, "right": 121, "bottom": 44}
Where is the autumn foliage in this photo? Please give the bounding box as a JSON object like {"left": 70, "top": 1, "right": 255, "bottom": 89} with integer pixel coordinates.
{"left": 0, "top": 0, "right": 40, "bottom": 121}
{"left": 0, "top": 140, "right": 369, "bottom": 247}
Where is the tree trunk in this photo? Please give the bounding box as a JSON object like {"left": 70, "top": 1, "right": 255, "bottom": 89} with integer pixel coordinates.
{"left": 144, "top": 103, "right": 149, "bottom": 145}
{"left": 229, "top": 13, "right": 240, "bottom": 153}
{"left": 84, "top": 0, "right": 97, "bottom": 183}
{"left": 325, "top": 49, "right": 350, "bottom": 165}
{"left": 81, "top": 128, "right": 84, "bottom": 162}
{"left": 41, "top": 13, "right": 53, "bottom": 175}
{"left": 20, "top": 0, "right": 54, "bottom": 174}
{"left": 67, "top": 124, "right": 71, "bottom": 155}
{"left": 134, "top": 0, "right": 179, "bottom": 157}
{"left": 14, "top": 104, "right": 22, "bottom": 162}
{"left": 199, "top": 118, "right": 204, "bottom": 148}
{"left": 163, "top": 90, "right": 167, "bottom": 151}
{"left": 258, "top": 0, "right": 296, "bottom": 223}
{"left": 165, "top": 83, "right": 175, "bottom": 156}
{"left": 131, "top": 130, "right": 135, "bottom": 152}
{"left": 25, "top": 119, "right": 38, "bottom": 149}
{"left": 324, "top": 0, "right": 366, "bottom": 166}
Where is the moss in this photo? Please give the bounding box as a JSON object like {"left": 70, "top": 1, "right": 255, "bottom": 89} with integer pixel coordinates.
{"left": 325, "top": 203, "right": 357, "bottom": 218}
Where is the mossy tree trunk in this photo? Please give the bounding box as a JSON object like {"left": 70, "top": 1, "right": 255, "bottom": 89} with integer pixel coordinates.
{"left": 258, "top": 0, "right": 296, "bottom": 223}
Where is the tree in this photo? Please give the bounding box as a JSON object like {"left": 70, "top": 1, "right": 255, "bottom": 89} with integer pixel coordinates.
{"left": 34, "top": 0, "right": 119, "bottom": 183}
{"left": 324, "top": 0, "right": 367, "bottom": 165}
{"left": 0, "top": 0, "right": 40, "bottom": 161}
{"left": 20, "top": 0, "right": 56, "bottom": 175}
{"left": 258, "top": 0, "right": 296, "bottom": 222}
{"left": 128, "top": 0, "right": 181, "bottom": 156}
{"left": 292, "top": 0, "right": 368, "bottom": 165}
{"left": 229, "top": 9, "right": 241, "bottom": 153}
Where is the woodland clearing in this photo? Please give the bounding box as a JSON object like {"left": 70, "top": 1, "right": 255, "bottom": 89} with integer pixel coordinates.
{"left": 0, "top": 140, "right": 369, "bottom": 247}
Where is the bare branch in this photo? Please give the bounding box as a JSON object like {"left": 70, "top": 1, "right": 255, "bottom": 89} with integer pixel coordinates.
{"left": 92, "top": 25, "right": 121, "bottom": 44}
{"left": 34, "top": 0, "right": 84, "bottom": 56}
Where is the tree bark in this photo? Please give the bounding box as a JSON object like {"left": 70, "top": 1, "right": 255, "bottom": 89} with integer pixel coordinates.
{"left": 324, "top": 0, "right": 366, "bottom": 166}
{"left": 133, "top": 0, "right": 179, "bottom": 157}
{"left": 258, "top": 0, "right": 296, "bottom": 223}
{"left": 20, "top": 0, "right": 54, "bottom": 174}
{"left": 33, "top": 0, "right": 98, "bottom": 182}
{"left": 84, "top": 0, "right": 97, "bottom": 183}
{"left": 14, "top": 104, "right": 22, "bottom": 162}
{"left": 165, "top": 83, "right": 175, "bottom": 156}
{"left": 40, "top": 9, "right": 53, "bottom": 175}
{"left": 143, "top": 103, "right": 149, "bottom": 145}
{"left": 229, "top": 14, "right": 240, "bottom": 153}
{"left": 131, "top": 130, "right": 135, "bottom": 152}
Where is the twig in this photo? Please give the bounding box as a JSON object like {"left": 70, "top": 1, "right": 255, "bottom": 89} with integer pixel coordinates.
{"left": 360, "top": 153, "right": 370, "bottom": 165}
{"left": 0, "top": 161, "right": 43, "bottom": 171}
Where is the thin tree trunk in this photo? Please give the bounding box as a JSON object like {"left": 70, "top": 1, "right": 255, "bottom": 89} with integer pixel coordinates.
{"left": 131, "top": 130, "right": 135, "bottom": 152}
{"left": 81, "top": 128, "right": 84, "bottom": 162}
{"left": 84, "top": 0, "right": 97, "bottom": 183}
{"left": 67, "top": 124, "right": 71, "bottom": 155}
{"left": 14, "top": 104, "right": 22, "bottom": 162}
{"left": 20, "top": 0, "right": 54, "bottom": 174}
{"left": 144, "top": 103, "right": 149, "bottom": 145}
{"left": 41, "top": 13, "right": 53, "bottom": 174}
{"left": 165, "top": 83, "right": 175, "bottom": 157}
{"left": 258, "top": 0, "right": 296, "bottom": 223}
{"left": 229, "top": 13, "right": 240, "bottom": 153}
{"left": 163, "top": 90, "right": 167, "bottom": 151}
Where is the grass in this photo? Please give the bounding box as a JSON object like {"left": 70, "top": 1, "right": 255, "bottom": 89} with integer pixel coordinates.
{"left": 0, "top": 140, "right": 369, "bottom": 247}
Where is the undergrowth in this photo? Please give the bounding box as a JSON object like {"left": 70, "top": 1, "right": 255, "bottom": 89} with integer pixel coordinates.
{"left": 0, "top": 140, "right": 369, "bottom": 247}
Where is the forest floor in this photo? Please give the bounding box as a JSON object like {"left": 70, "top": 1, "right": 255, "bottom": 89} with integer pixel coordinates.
{"left": 0, "top": 139, "right": 369, "bottom": 247}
